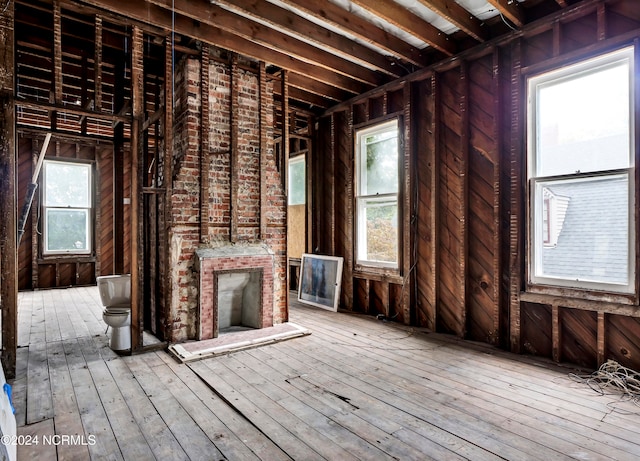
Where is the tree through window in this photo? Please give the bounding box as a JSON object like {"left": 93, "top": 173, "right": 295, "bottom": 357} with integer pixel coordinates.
{"left": 355, "top": 119, "right": 399, "bottom": 267}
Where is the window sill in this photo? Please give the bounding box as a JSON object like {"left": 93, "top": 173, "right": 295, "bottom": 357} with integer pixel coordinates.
{"left": 519, "top": 291, "right": 640, "bottom": 317}
{"left": 353, "top": 266, "right": 403, "bottom": 284}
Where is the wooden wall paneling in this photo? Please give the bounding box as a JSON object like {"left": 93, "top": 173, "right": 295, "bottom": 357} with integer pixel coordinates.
{"left": 605, "top": 315, "right": 640, "bottom": 370}
{"left": 98, "top": 145, "right": 114, "bottom": 275}
{"left": 387, "top": 88, "right": 404, "bottom": 113}
{"left": 313, "top": 116, "right": 331, "bottom": 254}
{"left": 78, "top": 262, "right": 95, "bottom": 285}
{"left": 353, "top": 102, "right": 366, "bottom": 125}
{"left": 59, "top": 262, "right": 74, "bottom": 286}
{"left": 520, "top": 301, "right": 552, "bottom": 358}
{"left": 38, "top": 265, "right": 55, "bottom": 289}
{"left": 369, "top": 95, "right": 383, "bottom": 119}
{"left": 560, "top": 307, "right": 598, "bottom": 369}
{"left": 522, "top": 30, "right": 553, "bottom": 68}
{"left": 130, "top": 25, "right": 144, "bottom": 351}
{"left": 466, "top": 54, "right": 499, "bottom": 344}
{"left": 0, "top": 0, "right": 16, "bottom": 377}
{"left": 436, "top": 65, "right": 467, "bottom": 337}
{"left": 370, "top": 280, "right": 389, "bottom": 317}
{"left": 353, "top": 277, "right": 370, "bottom": 314}
{"left": 334, "top": 110, "right": 352, "bottom": 309}
{"left": 389, "top": 283, "right": 403, "bottom": 320}
{"left": 508, "top": 39, "right": 524, "bottom": 354}
{"left": 560, "top": 11, "right": 599, "bottom": 55}
{"left": 17, "top": 137, "right": 33, "bottom": 290}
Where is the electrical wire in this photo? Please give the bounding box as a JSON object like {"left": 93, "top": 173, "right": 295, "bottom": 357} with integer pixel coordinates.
{"left": 569, "top": 359, "right": 640, "bottom": 412}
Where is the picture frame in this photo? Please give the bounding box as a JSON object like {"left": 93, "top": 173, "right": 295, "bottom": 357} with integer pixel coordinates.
{"left": 297, "top": 253, "right": 344, "bottom": 311}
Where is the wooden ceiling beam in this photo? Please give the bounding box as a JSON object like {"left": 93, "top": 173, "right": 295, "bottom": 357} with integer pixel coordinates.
{"left": 74, "top": 0, "right": 369, "bottom": 94}
{"left": 148, "top": 0, "right": 387, "bottom": 87}
{"left": 214, "top": 0, "right": 403, "bottom": 77}
{"left": 485, "top": 0, "right": 525, "bottom": 28}
{"left": 349, "top": 0, "right": 456, "bottom": 55}
{"left": 276, "top": 0, "right": 430, "bottom": 67}
{"left": 417, "top": 0, "right": 488, "bottom": 42}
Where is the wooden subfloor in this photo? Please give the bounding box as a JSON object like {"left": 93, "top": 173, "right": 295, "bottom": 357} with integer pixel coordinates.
{"left": 12, "top": 287, "right": 640, "bottom": 460}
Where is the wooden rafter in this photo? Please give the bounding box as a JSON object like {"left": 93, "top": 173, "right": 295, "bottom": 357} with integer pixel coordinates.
{"left": 275, "top": 0, "right": 431, "bottom": 67}
{"left": 416, "top": 0, "right": 488, "bottom": 42}
{"left": 213, "top": 0, "right": 404, "bottom": 77}
{"left": 349, "top": 0, "right": 456, "bottom": 55}
{"left": 485, "top": 0, "right": 525, "bottom": 28}
{"left": 148, "top": 0, "right": 386, "bottom": 87}
{"left": 75, "top": 0, "right": 368, "bottom": 94}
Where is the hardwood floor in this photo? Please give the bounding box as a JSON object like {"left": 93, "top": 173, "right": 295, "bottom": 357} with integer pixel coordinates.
{"left": 12, "top": 287, "right": 640, "bottom": 460}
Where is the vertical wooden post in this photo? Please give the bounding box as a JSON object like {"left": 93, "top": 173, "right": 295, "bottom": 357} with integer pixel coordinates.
{"left": 551, "top": 304, "right": 561, "bottom": 362}
{"left": 52, "top": 0, "right": 62, "bottom": 131}
{"left": 509, "top": 39, "right": 523, "bottom": 354}
{"left": 596, "top": 4, "right": 607, "bottom": 41}
{"left": 458, "top": 61, "right": 470, "bottom": 337}
{"left": 0, "top": 1, "right": 16, "bottom": 378}
{"left": 230, "top": 54, "right": 239, "bottom": 243}
{"left": 200, "top": 46, "right": 210, "bottom": 243}
{"left": 492, "top": 47, "right": 503, "bottom": 345}
{"left": 402, "top": 83, "right": 412, "bottom": 324}
{"left": 428, "top": 73, "right": 440, "bottom": 331}
{"left": 94, "top": 15, "right": 103, "bottom": 114}
{"left": 281, "top": 69, "right": 290, "bottom": 320}
{"left": 163, "top": 35, "right": 174, "bottom": 341}
{"left": 259, "top": 61, "right": 268, "bottom": 241}
{"left": 597, "top": 312, "right": 606, "bottom": 366}
{"left": 130, "top": 25, "right": 144, "bottom": 351}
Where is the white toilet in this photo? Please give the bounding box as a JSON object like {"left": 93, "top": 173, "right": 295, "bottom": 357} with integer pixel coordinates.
{"left": 96, "top": 274, "right": 131, "bottom": 351}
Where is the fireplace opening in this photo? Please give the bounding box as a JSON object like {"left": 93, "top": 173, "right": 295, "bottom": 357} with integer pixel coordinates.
{"left": 214, "top": 268, "right": 263, "bottom": 335}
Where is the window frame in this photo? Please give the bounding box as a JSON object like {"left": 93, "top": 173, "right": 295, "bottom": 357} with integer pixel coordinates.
{"left": 42, "top": 159, "right": 94, "bottom": 256}
{"left": 354, "top": 118, "right": 401, "bottom": 269}
{"left": 526, "top": 46, "right": 636, "bottom": 296}
{"left": 288, "top": 154, "right": 306, "bottom": 206}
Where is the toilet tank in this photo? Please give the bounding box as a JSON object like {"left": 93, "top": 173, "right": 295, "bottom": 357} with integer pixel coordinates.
{"left": 96, "top": 274, "right": 131, "bottom": 306}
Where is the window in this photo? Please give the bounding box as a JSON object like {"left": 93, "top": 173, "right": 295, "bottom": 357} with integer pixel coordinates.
{"left": 43, "top": 160, "right": 93, "bottom": 255}
{"left": 527, "top": 46, "right": 635, "bottom": 293}
{"left": 288, "top": 155, "right": 305, "bottom": 206}
{"left": 355, "top": 119, "right": 399, "bottom": 267}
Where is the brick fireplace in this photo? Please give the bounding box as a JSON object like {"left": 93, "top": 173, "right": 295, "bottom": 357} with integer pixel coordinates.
{"left": 196, "top": 245, "right": 275, "bottom": 339}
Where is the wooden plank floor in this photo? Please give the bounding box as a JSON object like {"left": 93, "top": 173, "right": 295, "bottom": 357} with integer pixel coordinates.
{"left": 12, "top": 287, "right": 640, "bottom": 460}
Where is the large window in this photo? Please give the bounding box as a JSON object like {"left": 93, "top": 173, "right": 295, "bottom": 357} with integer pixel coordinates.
{"left": 355, "top": 119, "right": 399, "bottom": 268}
{"left": 43, "top": 160, "right": 93, "bottom": 255}
{"left": 527, "top": 46, "right": 635, "bottom": 293}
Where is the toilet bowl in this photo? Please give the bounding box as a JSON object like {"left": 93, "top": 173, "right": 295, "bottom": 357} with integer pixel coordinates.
{"left": 96, "top": 275, "right": 131, "bottom": 351}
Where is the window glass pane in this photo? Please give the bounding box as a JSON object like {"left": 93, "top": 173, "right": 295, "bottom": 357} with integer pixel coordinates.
{"left": 45, "top": 162, "right": 91, "bottom": 207}
{"left": 359, "top": 199, "right": 398, "bottom": 264}
{"left": 46, "top": 209, "right": 90, "bottom": 252}
{"left": 534, "top": 174, "right": 629, "bottom": 286}
{"left": 361, "top": 130, "right": 398, "bottom": 195}
{"left": 536, "top": 58, "right": 630, "bottom": 177}
{"left": 288, "top": 157, "right": 305, "bottom": 205}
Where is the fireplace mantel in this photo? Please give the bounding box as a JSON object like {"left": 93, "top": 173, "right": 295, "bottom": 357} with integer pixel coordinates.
{"left": 196, "top": 244, "right": 275, "bottom": 339}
